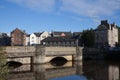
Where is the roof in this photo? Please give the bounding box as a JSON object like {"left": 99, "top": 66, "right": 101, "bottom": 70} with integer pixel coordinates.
{"left": 42, "top": 36, "right": 76, "bottom": 42}
{"left": 73, "top": 32, "right": 81, "bottom": 36}
{"left": 11, "top": 28, "right": 26, "bottom": 34}
{"left": 26, "top": 34, "right": 30, "bottom": 37}
{"left": 97, "top": 20, "right": 109, "bottom": 30}
{"left": 0, "top": 33, "right": 9, "bottom": 38}
{"left": 52, "top": 31, "right": 72, "bottom": 37}
{"left": 33, "top": 33, "right": 40, "bottom": 37}
{"left": 33, "top": 31, "right": 48, "bottom": 37}
{"left": 96, "top": 20, "right": 118, "bottom": 31}
{"left": 97, "top": 25, "right": 109, "bottom": 30}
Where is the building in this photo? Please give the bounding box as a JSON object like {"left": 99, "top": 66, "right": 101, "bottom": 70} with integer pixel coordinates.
{"left": 41, "top": 36, "right": 77, "bottom": 46}
{"left": 25, "top": 34, "right": 30, "bottom": 46}
{"left": 73, "top": 32, "right": 82, "bottom": 46}
{"left": 95, "top": 20, "right": 118, "bottom": 48}
{"left": 11, "top": 28, "right": 26, "bottom": 46}
{"left": 30, "top": 33, "right": 40, "bottom": 46}
{"left": 30, "top": 31, "right": 49, "bottom": 45}
{"left": 41, "top": 31, "right": 81, "bottom": 46}
{"left": 51, "top": 31, "right": 72, "bottom": 37}
{"left": 0, "top": 33, "right": 11, "bottom": 46}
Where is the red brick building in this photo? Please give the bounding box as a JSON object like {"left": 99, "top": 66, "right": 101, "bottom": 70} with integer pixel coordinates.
{"left": 11, "top": 28, "right": 26, "bottom": 46}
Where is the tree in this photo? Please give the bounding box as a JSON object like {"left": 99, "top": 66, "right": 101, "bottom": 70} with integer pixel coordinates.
{"left": 0, "top": 47, "right": 8, "bottom": 80}
{"left": 81, "top": 28, "right": 95, "bottom": 47}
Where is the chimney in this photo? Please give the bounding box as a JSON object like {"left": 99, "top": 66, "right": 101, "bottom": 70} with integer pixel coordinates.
{"left": 113, "top": 22, "right": 116, "bottom": 27}
{"left": 101, "top": 20, "right": 108, "bottom": 25}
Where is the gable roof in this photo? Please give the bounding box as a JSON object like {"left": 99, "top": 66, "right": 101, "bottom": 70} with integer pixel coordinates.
{"left": 33, "top": 33, "right": 41, "bottom": 37}
{"left": 11, "top": 28, "right": 26, "bottom": 34}
{"left": 31, "top": 31, "right": 48, "bottom": 37}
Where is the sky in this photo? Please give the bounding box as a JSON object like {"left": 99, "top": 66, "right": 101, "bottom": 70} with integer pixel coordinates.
{"left": 0, "top": 0, "right": 120, "bottom": 34}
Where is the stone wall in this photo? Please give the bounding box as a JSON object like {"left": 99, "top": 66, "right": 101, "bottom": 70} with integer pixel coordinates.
{"left": 34, "top": 46, "right": 83, "bottom": 64}
{"left": 7, "top": 57, "right": 31, "bottom": 64}
{"left": 45, "top": 47, "right": 76, "bottom": 56}
{"left": 3, "top": 46, "right": 36, "bottom": 57}
{"left": 5, "top": 46, "right": 35, "bottom": 53}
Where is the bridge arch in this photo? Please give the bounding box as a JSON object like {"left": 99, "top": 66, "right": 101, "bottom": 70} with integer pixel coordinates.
{"left": 50, "top": 57, "right": 68, "bottom": 66}
{"left": 50, "top": 57, "right": 68, "bottom": 62}
{"left": 45, "top": 55, "right": 73, "bottom": 63}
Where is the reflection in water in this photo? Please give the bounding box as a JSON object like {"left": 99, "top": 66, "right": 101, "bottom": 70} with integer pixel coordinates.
{"left": 33, "top": 61, "right": 80, "bottom": 80}
{"left": 50, "top": 57, "right": 68, "bottom": 66}
{"left": 83, "top": 61, "right": 120, "bottom": 80}
{"left": 7, "top": 60, "right": 120, "bottom": 80}
{"left": 7, "top": 61, "right": 83, "bottom": 80}
{"left": 50, "top": 75, "right": 87, "bottom": 80}
{"left": 8, "top": 64, "right": 31, "bottom": 73}
{"left": 109, "top": 65, "right": 119, "bottom": 80}
{"left": 7, "top": 61, "right": 22, "bottom": 68}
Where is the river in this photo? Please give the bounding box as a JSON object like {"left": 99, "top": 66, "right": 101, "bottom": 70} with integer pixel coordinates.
{"left": 7, "top": 60, "right": 120, "bottom": 80}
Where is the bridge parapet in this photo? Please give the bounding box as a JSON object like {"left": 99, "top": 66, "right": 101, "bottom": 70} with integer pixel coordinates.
{"left": 45, "top": 47, "right": 76, "bottom": 56}
{"left": 45, "top": 47, "right": 76, "bottom": 52}
{"left": 3, "top": 46, "right": 36, "bottom": 58}
{"left": 5, "top": 46, "right": 36, "bottom": 53}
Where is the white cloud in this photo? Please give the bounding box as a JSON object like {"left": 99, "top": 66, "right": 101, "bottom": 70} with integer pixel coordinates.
{"left": 59, "top": 0, "right": 120, "bottom": 27}
{"left": 7, "top": 0, "right": 120, "bottom": 16}
{"left": 7, "top": 0, "right": 56, "bottom": 12}
{"left": 60, "top": 0, "right": 120, "bottom": 17}
{"left": 7, "top": 0, "right": 120, "bottom": 23}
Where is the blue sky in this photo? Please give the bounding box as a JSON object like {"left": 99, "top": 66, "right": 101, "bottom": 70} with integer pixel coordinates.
{"left": 0, "top": 0, "right": 120, "bottom": 34}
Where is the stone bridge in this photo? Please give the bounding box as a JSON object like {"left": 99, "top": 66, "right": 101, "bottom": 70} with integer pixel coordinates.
{"left": 1, "top": 46, "right": 83, "bottom": 64}
{"left": 34, "top": 46, "right": 83, "bottom": 64}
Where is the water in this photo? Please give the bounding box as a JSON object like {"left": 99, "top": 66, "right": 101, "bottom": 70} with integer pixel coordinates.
{"left": 7, "top": 60, "right": 120, "bottom": 80}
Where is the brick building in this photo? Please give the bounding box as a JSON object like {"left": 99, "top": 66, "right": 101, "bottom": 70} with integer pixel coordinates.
{"left": 11, "top": 28, "right": 26, "bottom": 46}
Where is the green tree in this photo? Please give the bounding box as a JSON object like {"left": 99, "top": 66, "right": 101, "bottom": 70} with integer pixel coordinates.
{"left": 81, "top": 28, "right": 95, "bottom": 47}
{"left": 0, "top": 47, "right": 8, "bottom": 80}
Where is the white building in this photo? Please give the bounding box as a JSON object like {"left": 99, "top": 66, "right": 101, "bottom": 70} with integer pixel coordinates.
{"left": 39, "top": 31, "right": 49, "bottom": 43}
{"left": 29, "top": 31, "right": 49, "bottom": 46}
{"left": 95, "top": 20, "right": 118, "bottom": 48}
{"left": 25, "top": 34, "right": 30, "bottom": 46}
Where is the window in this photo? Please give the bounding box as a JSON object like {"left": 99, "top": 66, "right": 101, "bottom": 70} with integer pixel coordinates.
{"left": 43, "top": 42, "right": 46, "bottom": 45}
